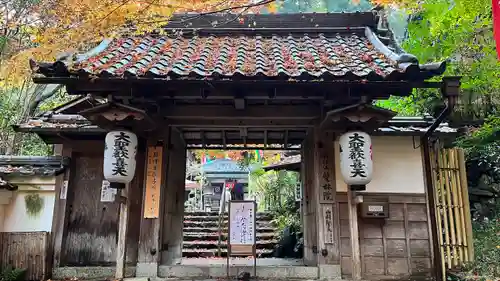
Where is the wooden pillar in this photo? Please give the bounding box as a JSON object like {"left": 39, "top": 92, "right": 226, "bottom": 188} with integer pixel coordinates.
{"left": 137, "top": 129, "right": 170, "bottom": 277}
{"left": 50, "top": 144, "right": 72, "bottom": 273}
{"left": 301, "top": 132, "right": 317, "bottom": 266}
{"left": 162, "top": 129, "right": 187, "bottom": 264}
{"left": 421, "top": 138, "right": 443, "bottom": 281}
{"left": 115, "top": 183, "right": 130, "bottom": 279}
{"left": 312, "top": 127, "right": 341, "bottom": 280}
{"left": 347, "top": 188, "right": 361, "bottom": 281}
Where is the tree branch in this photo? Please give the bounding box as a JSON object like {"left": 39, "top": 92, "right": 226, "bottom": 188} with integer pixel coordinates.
{"left": 135, "top": 0, "right": 275, "bottom": 25}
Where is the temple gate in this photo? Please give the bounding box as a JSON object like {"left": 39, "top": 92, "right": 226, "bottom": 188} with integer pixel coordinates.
{"left": 20, "top": 12, "right": 463, "bottom": 281}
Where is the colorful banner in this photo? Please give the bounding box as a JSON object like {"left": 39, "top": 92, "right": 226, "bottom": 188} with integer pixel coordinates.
{"left": 494, "top": 0, "right": 500, "bottom": 59}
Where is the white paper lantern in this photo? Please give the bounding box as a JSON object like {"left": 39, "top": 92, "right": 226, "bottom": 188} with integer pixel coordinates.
{"left": 339, "top": 131, "right": 373, "bottom": 186}
{"left": 103, "top": 130, "right": 138, "bottom": 184}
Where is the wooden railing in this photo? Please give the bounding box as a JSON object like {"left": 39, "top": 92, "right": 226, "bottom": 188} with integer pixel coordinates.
{"left": 430, "top": 148, "right": 474, "bottom": 280}
{"left": 0, "top": 232, "right": 50, "bottom": 281}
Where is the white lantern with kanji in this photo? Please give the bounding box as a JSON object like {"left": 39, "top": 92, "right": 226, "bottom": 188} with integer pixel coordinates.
{"left": 339, "top": 131, "right": 373, "bottom": 186}
{"left": 103, "top": 130, "right": 138, "bottom": 184}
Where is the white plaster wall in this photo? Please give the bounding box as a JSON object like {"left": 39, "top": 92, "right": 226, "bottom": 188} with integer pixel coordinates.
{"left": 335, "top": 136, "right": 425, "bottom": 194}
{"left": 2, "top": 177, "right": 56, "bottom": 232}
{"left": 3, "top": 190, "right": 55, "bottom": 232}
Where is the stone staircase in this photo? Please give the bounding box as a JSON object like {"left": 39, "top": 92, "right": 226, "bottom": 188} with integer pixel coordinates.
{"left": 182, "top": 211, "right": 279, "bottom": 258}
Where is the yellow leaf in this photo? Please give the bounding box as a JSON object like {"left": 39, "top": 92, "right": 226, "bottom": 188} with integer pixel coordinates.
{"left": 266, "top": 2, "right": 278, "bottom": 14}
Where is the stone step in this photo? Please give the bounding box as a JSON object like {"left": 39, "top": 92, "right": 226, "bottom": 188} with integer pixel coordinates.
{"left": 183, "top": 232, "right": 278, "bottom": 240}
{"left": 182, "top": 248, "right": 274, "bottom": 258}
{"left": 183, "top": 227, "right": 276, "bottom": 233}
{"left": 184, "top": 212, "right": 273, "bottom": 219}
{"left": 183, "top": 216, "right": 274, "bottom": 222}
{"left": 183, "top": 240, "right": 278, "bottom": 249}
{"left": 183, "top": 220, "right": 273, "bottom": 228}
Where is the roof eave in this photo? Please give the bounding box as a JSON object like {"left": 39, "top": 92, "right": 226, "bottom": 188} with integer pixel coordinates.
{"left": 365, "top": 27, "right": 447, "bottom": 77}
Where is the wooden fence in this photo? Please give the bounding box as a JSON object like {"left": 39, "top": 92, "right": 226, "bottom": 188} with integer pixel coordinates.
{"left": 0, "top": 232, "right": 50, "bottom": 281}
{"left": 430, "top": 148, "right": 474, "bottom": 280}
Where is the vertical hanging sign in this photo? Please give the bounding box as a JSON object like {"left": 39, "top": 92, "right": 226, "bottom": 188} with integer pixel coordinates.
{"left": 319, "top": 143, "right": 334, "bottom": 203}
{"left": 322, "top": 205, "right": 334, "bottom": 244}
{"left": 144, "top": 146, "right": 163, "bottom": 218}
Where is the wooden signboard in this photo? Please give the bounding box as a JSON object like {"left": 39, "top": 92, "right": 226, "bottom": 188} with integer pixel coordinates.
{"left": 144, "top": 146, "right": 163, "bottom": 218}
{"left": 322, "top": 204, "right": 334, "bottom": 244}
{"left": 227, "top": 200, "right": 257, "bottom": 278}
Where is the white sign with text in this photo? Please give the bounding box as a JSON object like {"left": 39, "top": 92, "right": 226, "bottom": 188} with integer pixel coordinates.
{"left": 229, "top": 201, "right": 256, "bottom": 245}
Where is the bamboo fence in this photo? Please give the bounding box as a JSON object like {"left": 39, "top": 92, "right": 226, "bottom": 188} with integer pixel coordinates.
{"left": 430, "top": 148, "right": 474, "bottom": 281}
{"left": 0, "top": 232, "right": 50, "bottom": 281}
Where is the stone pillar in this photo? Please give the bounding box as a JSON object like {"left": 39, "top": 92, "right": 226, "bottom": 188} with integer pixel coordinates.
{"left": 312, "top": 127, "right": 341, "bottom": 280}
{"left": 301, "top": 131, "right": 317, "bottom": 266}
{"left": 137, "top": 130, "right": 170, "bottom": 277}
{"left": 161, "top": 129, "right": 186, "bottom": 265}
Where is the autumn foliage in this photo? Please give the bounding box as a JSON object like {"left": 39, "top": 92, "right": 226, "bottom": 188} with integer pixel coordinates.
{"left": 0, "top": 0, "right": 411, "bottom": 85}
{"left": 1, "top": 0, "right": 278, "bottom": 85}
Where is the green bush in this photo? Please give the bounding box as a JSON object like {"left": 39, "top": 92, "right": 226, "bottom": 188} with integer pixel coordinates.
{"left": 458, "top": 203, "right": 500, "bottom": 279}
{"left": 469, "top": 213, "right": 500, "bottom": 277}
{"left": 0, "top": 266, "right": 26, "bottom": 281}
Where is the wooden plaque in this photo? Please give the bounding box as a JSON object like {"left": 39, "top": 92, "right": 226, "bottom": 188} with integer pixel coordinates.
{"left": 321, "top": 204, "right": 335, "bottom": 244}
{"left": 229, "top": 244, "right": 255, "bottom": 255}
{"left": 144, "top": 146, "right": 163, "bottom": 218}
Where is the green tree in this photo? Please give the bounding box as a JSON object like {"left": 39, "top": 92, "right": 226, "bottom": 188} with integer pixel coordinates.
{"left": 378, "top": 0, "right": 499, "bottom": 119}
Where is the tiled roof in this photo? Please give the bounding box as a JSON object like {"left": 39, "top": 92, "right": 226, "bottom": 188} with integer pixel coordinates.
{"left": 0, "top": 177, "right": 17, "bottom": 190}
{"left": 263, "top": 154, "right": 302, "bottom": 171}
{"left": 31, "top": 14, "right": 446, "bottom": 82}
{"left": 65, "top": 34, "right": 400, "bottom": 80}
{"left": 0, "top": 156, "right": 70, "bottom": 177}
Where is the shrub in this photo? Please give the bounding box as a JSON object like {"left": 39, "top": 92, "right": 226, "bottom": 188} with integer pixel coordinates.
{"left": 468, "top": 210, "right": 500, "bottom": 277}
{"left": 0, "top": 266, "right": 26, "bottom": 281}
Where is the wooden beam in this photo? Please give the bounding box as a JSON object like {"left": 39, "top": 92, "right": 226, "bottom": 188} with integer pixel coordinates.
{"left": 187, "top": 143, "right": 300, "bottom": 150}
{"left": 50, "top": 144, "right": 72, "bottom": 271}
{"left": 115, "top": 183, "right": 130, "bottom": 279}
{"left": 167, "top": 118, "right": 315, "bottom": 127}
{"left": 234, "top": 98, "right": 245, "bottom": 109}
{"left": 184, "top": 139, "right": 305, "bottom": 146}
{"left": 163, "top": 105, "right": 319, "bottom": 119}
